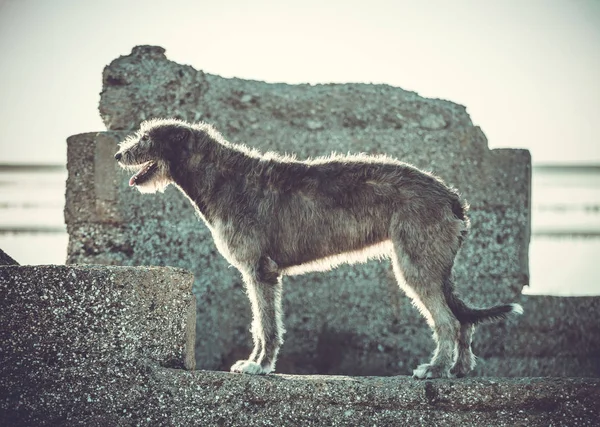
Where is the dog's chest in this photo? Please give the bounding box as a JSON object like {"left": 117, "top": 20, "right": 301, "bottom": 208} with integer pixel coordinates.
{"left": 209, "top": 219, "right": 252, "bottom": 269}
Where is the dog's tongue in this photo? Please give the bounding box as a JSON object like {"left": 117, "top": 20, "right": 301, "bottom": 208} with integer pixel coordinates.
{"left": 129, "top": 169, "right": 143, "bottom": 186}
{"left": 129, "top": 164, "right": 148, "bottom": 187}
{"left": 128, "top": 162, "right": 155, "bottom": 187}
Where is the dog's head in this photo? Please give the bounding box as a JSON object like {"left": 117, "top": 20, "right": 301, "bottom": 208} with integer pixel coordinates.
{"left": 114, "top": 118, "right": 193, "bottom": 193}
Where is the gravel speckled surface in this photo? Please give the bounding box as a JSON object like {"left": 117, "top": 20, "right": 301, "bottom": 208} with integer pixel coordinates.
{"left": 0, "top": 264, "right": 196, "bottom": 423}
{"left": 1, "top": 266, "right": 598, "bottom": 425}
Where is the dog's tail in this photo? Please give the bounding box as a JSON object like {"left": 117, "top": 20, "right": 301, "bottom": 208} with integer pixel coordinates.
{"left": 443, "top": 281, "right": 523, "bottom": 325}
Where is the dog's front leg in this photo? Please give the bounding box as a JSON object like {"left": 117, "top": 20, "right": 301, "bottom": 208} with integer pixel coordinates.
{"left": 231, "top": 257, "right": 284, "bottom": 375}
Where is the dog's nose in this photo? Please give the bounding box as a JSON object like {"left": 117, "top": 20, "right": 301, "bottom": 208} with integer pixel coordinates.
{"left": 114, "top": 152, "right": 122, "bottom": 161}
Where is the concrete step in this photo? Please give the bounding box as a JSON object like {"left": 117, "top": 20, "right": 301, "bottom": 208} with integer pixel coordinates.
{"left": 0, "top": 264, "right": 195, "bottom": 372}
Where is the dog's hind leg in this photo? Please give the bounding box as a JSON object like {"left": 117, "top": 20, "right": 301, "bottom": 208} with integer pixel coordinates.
{"left": 450, "top": 323, "right": 476, "bottom": 377}
{"left": 391, "top": 218, "right": 463, "bottom": 379}
{"left": 231, "top": 256, "right": 284, "bottom": 375}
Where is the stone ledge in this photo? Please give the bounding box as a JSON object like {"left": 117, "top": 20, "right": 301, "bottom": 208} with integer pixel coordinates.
{"left": 1, "top": 364, "right": 598, "bottom": 426}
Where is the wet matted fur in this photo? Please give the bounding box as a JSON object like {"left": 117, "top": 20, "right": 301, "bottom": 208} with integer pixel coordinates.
{"left": 115, "top": 118, "right": 523, "bottom": 379}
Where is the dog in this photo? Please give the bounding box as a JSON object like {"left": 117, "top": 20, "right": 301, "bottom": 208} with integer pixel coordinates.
{"left": 115, "top": 118, "right": 523, "bottom": 378}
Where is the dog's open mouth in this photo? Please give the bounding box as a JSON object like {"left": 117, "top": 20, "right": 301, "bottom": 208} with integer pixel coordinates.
{"left": 129, "top": 161, "right": 158, "bottom": 186}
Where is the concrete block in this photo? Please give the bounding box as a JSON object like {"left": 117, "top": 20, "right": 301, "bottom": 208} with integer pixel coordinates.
{"left": 0, "top": 265, "right": 196, "bottom": 375}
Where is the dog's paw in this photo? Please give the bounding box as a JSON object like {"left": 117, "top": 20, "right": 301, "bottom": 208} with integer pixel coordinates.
{"left": 450, "top": 361, "right": 475, "bottom": 378}
{"left": 412, "top": 363, "right": 452, "bottom": 379}
{"left": 230, "top": 360, "right": 271, "bottom": 375}
{"left": 449, "top": 367, "right": 468, "bottom": 378}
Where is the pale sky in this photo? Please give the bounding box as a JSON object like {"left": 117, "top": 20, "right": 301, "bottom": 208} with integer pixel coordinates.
{"left": 0, "top": 0, "right": 598, "bottom": 165}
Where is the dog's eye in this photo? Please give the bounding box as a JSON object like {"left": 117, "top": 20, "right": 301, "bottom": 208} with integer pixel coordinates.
{"left": 140, "top": 134, "right": 149, "bottom": 142}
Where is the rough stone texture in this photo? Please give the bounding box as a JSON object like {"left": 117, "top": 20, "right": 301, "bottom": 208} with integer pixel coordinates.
{"left": 474, "top": 295, "right": 600, "bottom": 377}
{"left": 0, "top": 265, "right": 196, "bottom": 379}
{"left": 1, "top": 364, "right": 598, "bottom": 426}
{"left": 0, "top": 248, "right": 18, "bottom": 265}
{"left": 66, "top": 45, "right": 537, "bottom": 375}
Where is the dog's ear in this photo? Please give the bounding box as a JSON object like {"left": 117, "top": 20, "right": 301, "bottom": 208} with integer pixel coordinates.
{"left": 171, "top": 127, "right": 191, "bottom": 144}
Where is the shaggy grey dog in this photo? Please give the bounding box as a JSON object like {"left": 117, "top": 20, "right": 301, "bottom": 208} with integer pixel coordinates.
{"left": 115, "top": 118, "right": 522, "bottom": 379}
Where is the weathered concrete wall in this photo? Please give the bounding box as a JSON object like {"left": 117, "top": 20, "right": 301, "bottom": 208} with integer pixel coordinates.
{"left": 65, "top": 45, "right": 537, "bottom": 375}
{"left": 475, "top": 295, "right": 600, "bottom": 377}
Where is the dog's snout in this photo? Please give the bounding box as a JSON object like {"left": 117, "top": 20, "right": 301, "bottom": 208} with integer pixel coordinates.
{"left": 114, "top": 152, "right": 122, "bottom": 161}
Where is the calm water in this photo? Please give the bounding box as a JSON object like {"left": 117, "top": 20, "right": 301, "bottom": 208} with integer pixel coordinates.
{"left": 0, "top": 165, "right": 598, "bottom": 296}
